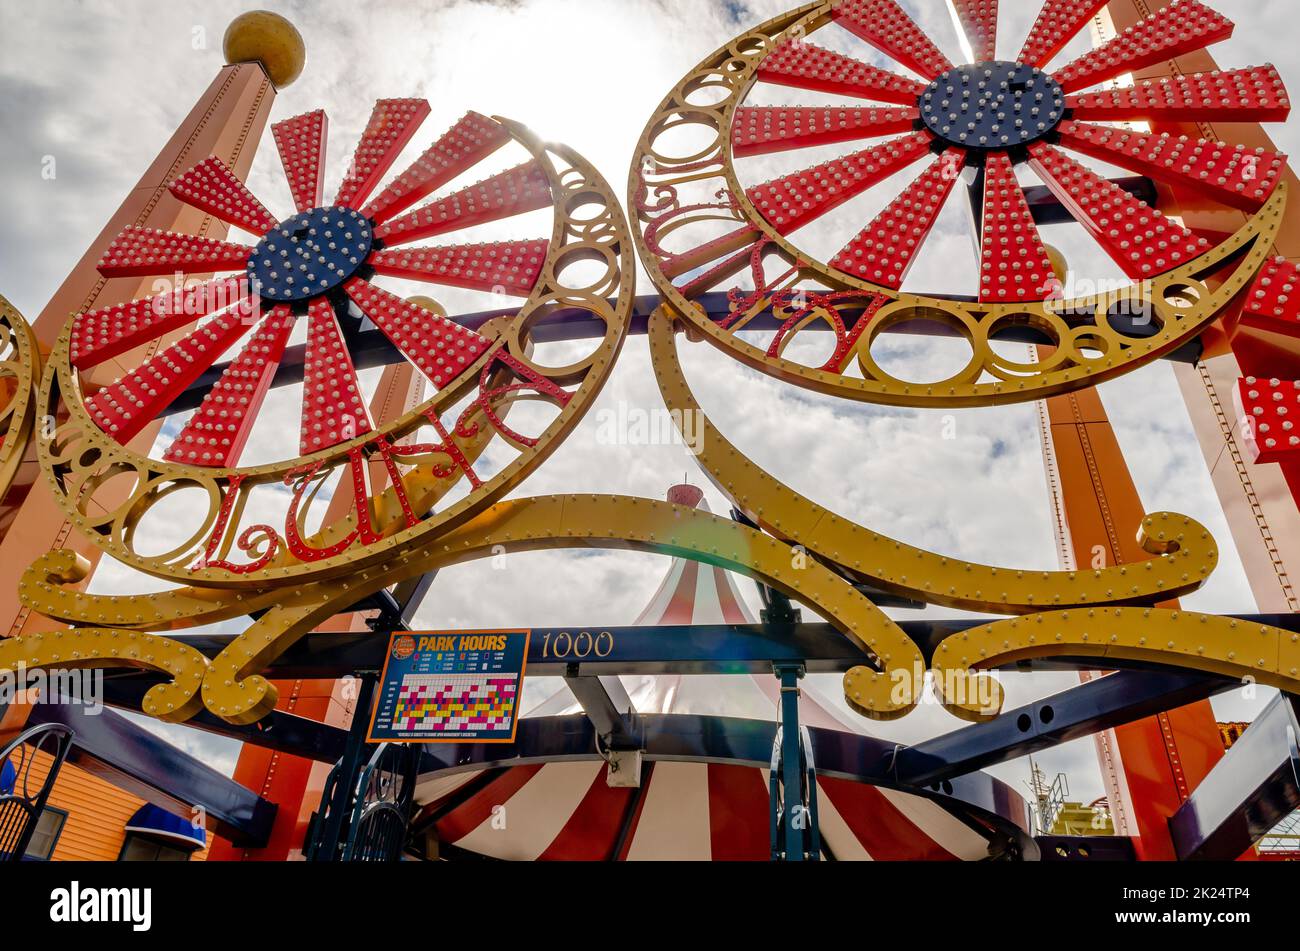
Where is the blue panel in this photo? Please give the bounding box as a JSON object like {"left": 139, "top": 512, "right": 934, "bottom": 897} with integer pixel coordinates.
{"left": 125, "top": 803, "right": 206, "bottom": 849}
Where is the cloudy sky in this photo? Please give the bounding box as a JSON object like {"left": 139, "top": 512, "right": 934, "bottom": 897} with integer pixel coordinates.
{"left": 3, "top": 0, "right": 1294, "bottom": 817}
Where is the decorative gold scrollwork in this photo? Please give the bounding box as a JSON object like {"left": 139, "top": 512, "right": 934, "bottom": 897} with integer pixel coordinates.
{"left": 930, "top": 608, "right": 1300, "bottom": 719}
{"left": 649, "top": 308, "right": 1218, "bottom": 614}
{"left": 198, "top": 494, "right": 944, "bottom": 724}
{"left": 0, "top": 627, "right": 208, "bottom": 722}
{"left": 647, "top": 306, "right": 1300, "bottom": 717}
{"left": 0, "top": 294, "right": 39, "bottom": 501}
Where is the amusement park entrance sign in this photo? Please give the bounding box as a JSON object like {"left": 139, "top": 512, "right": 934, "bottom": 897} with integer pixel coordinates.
{"left": 2, "top": 0, "right": 1299, "bottom": 870}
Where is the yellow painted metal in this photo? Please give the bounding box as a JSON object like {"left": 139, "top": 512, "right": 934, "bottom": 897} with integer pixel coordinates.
{"left": 17, "top": 327, "right": 514, "bottom": 633}
{"left": 629, "top": 0, "right": 1286, "bottom": 407}
{"left": 648, "top": 308, "right": 1217, "bottom": 613}
{"left": 9, "top": 1, "right": 1298, "bottom": 736}
{"left": 931, "top": 608, "right": 1300, "bottom": 717}
{"left": 19, "top": 549, "right": 284, "bottom": 631}
{"left": 0, "top": 627, "right": 209, "bottom": 722}
{"left": 647, "top": 306, "right": 1300, "bottom": 717}
{"left": 5, "top": 494, "right": 951, "bottom": 725}
{"left": 16, "top": 303, "right": 1297, "bottom": 727}
{"left": 197, "top": 493, "right": 954, "bottom": 723}
{"left": 0, "top": 294, "right": 38, "bottom": 502}
{"left": 7, "top": 122, "right": 652, "bottom": 728}
{"left": 15, "top": 469, "right": 1298, "bottom": 725}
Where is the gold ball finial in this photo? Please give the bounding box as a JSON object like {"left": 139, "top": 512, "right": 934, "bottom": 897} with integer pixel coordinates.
{"left": 407, "top": 296, "right": 447, "bottom": 318}
{"left": 223, "top": 11, "right": 305, "bottom": 88}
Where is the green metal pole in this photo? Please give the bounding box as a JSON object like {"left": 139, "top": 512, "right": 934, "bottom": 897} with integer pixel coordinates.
{"left": 775, "top": 662, "right": 806, "bottom": 861}
{"left": 312, "top": 672, "right": 376, "bottom": 862}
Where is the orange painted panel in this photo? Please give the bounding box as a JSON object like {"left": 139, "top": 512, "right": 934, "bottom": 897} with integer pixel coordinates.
{"left": 1040, "top": 379, "right": 1225, "bottom": 859}
{"left": 18, "top": 751, "right": 208, "bottom": 861}
{"left": 0, "top": 62, "right": 276, "bottom": 633}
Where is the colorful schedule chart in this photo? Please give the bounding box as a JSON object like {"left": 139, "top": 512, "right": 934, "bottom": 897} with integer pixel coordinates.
{"left": 369, "top": 630, "right": 530, "bottom": 743}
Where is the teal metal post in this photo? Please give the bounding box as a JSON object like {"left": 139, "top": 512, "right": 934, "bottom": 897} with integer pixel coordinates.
{"left": 774, "top": 662, "right": 806, "bottom": 861}
{"left": 311, "top": 672, "right": 376, "bottom": 862}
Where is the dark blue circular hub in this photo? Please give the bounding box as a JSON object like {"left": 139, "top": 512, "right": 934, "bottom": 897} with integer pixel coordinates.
{"left": 919, "top": 61, "right": 1064, "bottom": 150}
{"left": 248, "top": 207, "right": 373, "bottom": 303}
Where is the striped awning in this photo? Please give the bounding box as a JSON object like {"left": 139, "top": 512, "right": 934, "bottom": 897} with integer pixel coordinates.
{"left": 414, "top": 758, "right": 999, "bottom": 860}
{"left": 634, "top": 484, "right": 754, "bottom": 627}
{"left": 410, "top": 711, "right": 1026, "bottom": 861}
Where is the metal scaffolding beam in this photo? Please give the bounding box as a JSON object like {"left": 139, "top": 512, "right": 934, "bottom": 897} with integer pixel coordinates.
{"left": 1169, "top": 693, "right": 1300, "bottom": 861}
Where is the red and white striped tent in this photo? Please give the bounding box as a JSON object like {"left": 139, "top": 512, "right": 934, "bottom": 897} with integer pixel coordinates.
{"left": 411, "top": 486, "right": 1027, "bottom": 860}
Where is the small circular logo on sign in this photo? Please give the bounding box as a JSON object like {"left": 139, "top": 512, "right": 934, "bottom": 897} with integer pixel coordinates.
{"left": 391, "top": 634, "right": 417, "bottom": 660}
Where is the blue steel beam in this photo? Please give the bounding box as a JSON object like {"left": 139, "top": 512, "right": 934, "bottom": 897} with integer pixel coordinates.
{"left": 160, "top": 616, "right": 1300, "bottom": 678}
{"left": 91, "top": 663, "right": 1231, "bottom": 817}
{"left": 891, "top": 669, "right": 1234, "bottom": 786}
{"left": 24, "top": 700, "right": 275, "bottom": 846}
{"left": 1169, "top": 693, "right": 1300, "bottom": 861}
{"left": 97, "top": 674, "right": 349, "bottom": 763}
{"left": 169, "top": 276, "right": 1204, "bottom": 416}
{"left": 78, "top": 624, "right": 1295, "bottom": 803}
{"left": 169, "top": 623, "right": 875, "bottom": 676}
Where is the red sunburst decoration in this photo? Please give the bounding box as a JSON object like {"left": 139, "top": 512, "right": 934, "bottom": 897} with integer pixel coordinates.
{"left": 76, "top": 101, "right": 554, "bottom": 467}
{"left": 732, "top": 0, "right": 1289, "bottom": 302}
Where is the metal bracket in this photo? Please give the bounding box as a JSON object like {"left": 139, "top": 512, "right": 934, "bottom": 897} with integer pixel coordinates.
{"left": 770, "top": 662, "right": 820, "bottom": 861}
{"left": 563, "top": 665, "right": 642, "bottom": 753}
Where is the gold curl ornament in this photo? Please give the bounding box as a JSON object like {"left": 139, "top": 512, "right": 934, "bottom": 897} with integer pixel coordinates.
{"left": 649, "top": 307, "right": 1216, "bottom": 614}
{"left": 0, "top": 294, "right": 39, "bottom": 500}
{"left": 647, "top": 306, "right": 1300, "bottom": 718}
{"left": 929, "top": 608, "right": 1300, "bottom": 720}
{"left": 11, "top": 495, "right": 956, "bottom": 726}
{"left": 0, "top": 626, "right": 208, "bottom": 722}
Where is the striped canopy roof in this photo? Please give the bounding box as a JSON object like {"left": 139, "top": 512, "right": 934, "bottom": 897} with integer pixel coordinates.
{"left": 412, "top": 486, "right": 1028, "bottom": 860}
